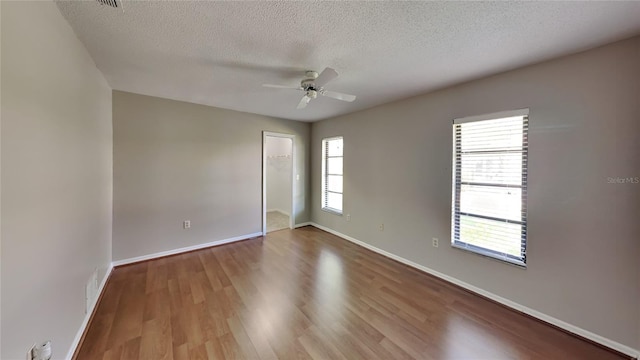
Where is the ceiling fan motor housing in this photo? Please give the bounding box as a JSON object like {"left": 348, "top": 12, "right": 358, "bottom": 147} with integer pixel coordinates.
{"left": 301, "top": 70, "right": 321, "bottom": 92}
{"left": 301, "top": 78, "right": 318, "bottom": 91}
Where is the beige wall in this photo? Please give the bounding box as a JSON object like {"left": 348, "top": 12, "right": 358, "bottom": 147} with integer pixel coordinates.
{"left": 1, "top": 2, "right": 3, "bottom": 356}
{"left": 311, "top": 37, "right": 640, "bottom": 350}
{"left": 112, "top": 91, "right": 310, "bottom": 261}
{"left": 1, "top": 2, "right": 113, "bottom": 359}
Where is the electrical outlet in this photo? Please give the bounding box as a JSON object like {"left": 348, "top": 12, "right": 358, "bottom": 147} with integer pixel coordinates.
{"left": 346, "top": 214, "right": 351, "bottom": 222}
{"left": 183, "top": 220, "right": 191, "bottom": 229}
{"left": 379, "top": 223, "right": 384, "bottom": 232}
{"left": 432, "top": 238, "right": 439, "bottom": 248}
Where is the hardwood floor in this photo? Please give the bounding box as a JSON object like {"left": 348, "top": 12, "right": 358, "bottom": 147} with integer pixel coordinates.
{"left": 76, "top": 227, "right": 627, "bottom": 360}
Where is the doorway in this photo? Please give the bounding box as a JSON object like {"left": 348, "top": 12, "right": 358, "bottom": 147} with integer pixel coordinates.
{"left": 262, "top": 132, "right": 295, "bottom": 235}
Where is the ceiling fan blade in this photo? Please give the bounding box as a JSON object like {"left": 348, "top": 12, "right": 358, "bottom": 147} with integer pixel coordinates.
{"left": 263, "top": 84, "right": 302, "bottom": 90}
{"left": 321, "top": 90, "right": 356, "bottom": 102}
{"left": 314, "top": 67, "right": 339, "bottom": 88}
{"left": 297, "top": 95, "right": 311, "bottom": 109}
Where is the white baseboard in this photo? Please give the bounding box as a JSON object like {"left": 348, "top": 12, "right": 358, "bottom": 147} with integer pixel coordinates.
{"left": 65, "top": 263, "right": 114, "bottom": 360}
{"left": 112, "top": 232, "right": 263, "bottom": 267}
{"left": 309, "top": 222, "right": 639, "bottom": 359}
{"left": 293, "top": 222, "right": 312, "bottom": 229}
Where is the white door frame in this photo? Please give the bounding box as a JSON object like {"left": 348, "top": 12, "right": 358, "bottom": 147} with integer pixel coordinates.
{"left": 262, "top": 131, "right": 296, "bottom": 235}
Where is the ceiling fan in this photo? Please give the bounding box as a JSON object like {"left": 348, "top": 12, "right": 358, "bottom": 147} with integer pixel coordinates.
{"left": 262, "top": 67, "right": 356, "bottom": 109}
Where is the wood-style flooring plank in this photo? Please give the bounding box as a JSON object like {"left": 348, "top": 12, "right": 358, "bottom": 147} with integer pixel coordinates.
{"left": 75, "top": 227, "right": 630, "bottom": 360}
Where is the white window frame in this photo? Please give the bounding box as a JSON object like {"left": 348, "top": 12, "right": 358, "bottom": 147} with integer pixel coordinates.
{"left": 321, "top": 136, "right": 343, "bottom": 215}
{"left": 451, "top": 109, "right": 529, "bottom": 267}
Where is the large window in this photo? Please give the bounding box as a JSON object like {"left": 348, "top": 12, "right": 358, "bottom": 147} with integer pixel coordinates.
{"left": 451, "top": 109, "right": 529, "bottom": 266}
{"left": 322, "top": 137, "right": 343, "bottom": 214}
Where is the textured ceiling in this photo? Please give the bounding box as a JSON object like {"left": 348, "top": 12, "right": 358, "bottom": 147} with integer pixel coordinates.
{"left": 56, "top": 1, "right": 640, "bottom": 122}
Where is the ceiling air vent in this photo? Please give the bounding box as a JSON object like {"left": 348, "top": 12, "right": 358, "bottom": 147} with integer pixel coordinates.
{"left": 96, "top": 0, "right": 119, "bottom": 8}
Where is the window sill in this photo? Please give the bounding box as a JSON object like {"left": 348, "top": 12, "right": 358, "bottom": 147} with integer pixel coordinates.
{"left": 451, "top": 243, "right": 527, "bottom": 269}
{"left": 321, "top": 207, "right": 343, "bottom": 216}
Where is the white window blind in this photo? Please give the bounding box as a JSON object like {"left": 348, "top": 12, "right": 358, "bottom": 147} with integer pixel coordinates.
{"left": 322, "top": 137, "right": 343, "bottom": 214}
{"left": 451, "top": 110, "right": 529, "bottom": 266}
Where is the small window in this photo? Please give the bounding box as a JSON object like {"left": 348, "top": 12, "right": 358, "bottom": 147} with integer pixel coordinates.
{"left": 451, "top": 110, "right": 529, "bottom": 266}
{"left": 322, "top": 137, "right": 343, "bottom": 214}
